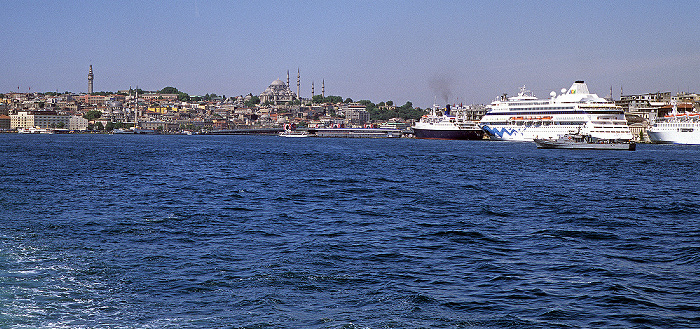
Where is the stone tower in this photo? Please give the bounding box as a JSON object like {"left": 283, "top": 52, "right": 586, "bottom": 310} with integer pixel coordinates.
{"left": 297, "top": 68, "right": 300, "bottom": 99}
{"left": 88, "top": 65, "right": 94, "bottom": 94}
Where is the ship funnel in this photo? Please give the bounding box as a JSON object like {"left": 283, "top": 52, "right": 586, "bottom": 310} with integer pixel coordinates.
{"left": 445, "top": 104, "right": 451, "bottom": 116}
{"left": 567, "top": 81, "right": 589, "bottom": 95}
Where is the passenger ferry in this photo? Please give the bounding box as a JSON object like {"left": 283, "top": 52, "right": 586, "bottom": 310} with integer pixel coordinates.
{"left": 647, "top": 101, "right": 700, "bottom": 144}
{"left": 412, "top": 104, "right": 484, "bottom": 140}
{"left": 479, "top": 81, "right": 633, "bottom": 142}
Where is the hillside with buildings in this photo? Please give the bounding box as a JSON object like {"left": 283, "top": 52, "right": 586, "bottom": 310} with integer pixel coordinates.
{"left": 1, "top": 67, "right": 698, "bottom": 136}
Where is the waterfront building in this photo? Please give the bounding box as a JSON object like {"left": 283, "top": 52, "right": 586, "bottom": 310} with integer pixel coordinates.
{"left": 454, "top": 104, "right": 488, "bottom": 121}
{"left": 140, "top": 121, "right": 179, "bottom": 131}
{"left": 0, "top": 115, "right": 10, "bottom": 130}
{"left": 673, "top": 92, "right": 700, "bottom": 111}
{"left": 616, "top": 92, "right": 670, "bottom": 120}
{"left": 10, "top": 111, "right": 70, "bottom": 129}
{"left": 68, "top": 116, "right": 89, "bottom": 131}
{"left": 342, "top": 103, "right": 370, "bottom": 127}
{"left": 260, "top": 78, "right": 298, "bottom": 105}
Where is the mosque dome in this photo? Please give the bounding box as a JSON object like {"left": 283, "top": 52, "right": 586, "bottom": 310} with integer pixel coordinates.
{"left": 259, "top": 75, "right": 298, "bottom": 105}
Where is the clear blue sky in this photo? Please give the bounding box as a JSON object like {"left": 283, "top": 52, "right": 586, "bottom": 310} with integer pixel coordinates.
{"left": 2, "top": 0, "right": 699, "bottom": 108}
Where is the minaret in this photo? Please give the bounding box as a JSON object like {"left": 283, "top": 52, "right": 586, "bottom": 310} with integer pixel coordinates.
{"left": 322, "top": 79, "right": 325, "bottom": 98}
{"left": 287, "top": 70, "right": 290, "bottom": 87}
{"left": 88, "top": 65, "right": 94, "bottom": 94}
{"left": 312, "top": 81, "right": 315, "bottom": 97}
{"left": 296, "top": 68, "right": 300, "bottom": 99}
{"left": 134, "top": 86, "right": 139, "bottom": 126}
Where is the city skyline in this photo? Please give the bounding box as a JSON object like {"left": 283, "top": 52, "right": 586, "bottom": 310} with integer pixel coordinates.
{"left": 2, "top": 1, "right": 699, "bottom": 108}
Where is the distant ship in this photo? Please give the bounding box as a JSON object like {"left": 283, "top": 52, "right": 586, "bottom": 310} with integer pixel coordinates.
{"left": 112, "top": 127, "right": 156, "bottom": 134}
{"left": 279, "top": 123, "right": 310, "bottom": 137}
{"left": 18, "top": 127, "right": 54, "bottom": 134}
{"left": 412, "top": 104, "right": 484, "bottom": 140}
{"left": 646, "top": 101, "right": 700, "bottom": 144}
{"left": 479, "top": 81, "right": 633, "bottom": 142}
{"left": 534, "top": 129, "right": 636, "bottom": 151}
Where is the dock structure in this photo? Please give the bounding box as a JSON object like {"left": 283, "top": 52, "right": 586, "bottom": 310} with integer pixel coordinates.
{"left": 203, "top": 128, "right": 283, "bottom": 135}
{"left": 311, "top": 128, "right": 402, "bottom": 138}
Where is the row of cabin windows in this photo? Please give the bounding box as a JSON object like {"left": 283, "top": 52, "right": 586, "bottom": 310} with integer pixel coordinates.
{"left": 483, "top": 121, "right": 588, "bottom": 126}
{"left": 486, "top": 110, "right": 622, "bottom": 115}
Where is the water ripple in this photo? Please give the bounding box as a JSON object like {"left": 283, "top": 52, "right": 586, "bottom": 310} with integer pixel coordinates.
{"left": 1, "top": 135, "right": 699, "bottom": 328}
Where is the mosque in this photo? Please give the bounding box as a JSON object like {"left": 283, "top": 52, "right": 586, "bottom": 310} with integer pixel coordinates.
{"left": 259, "top": 79, "right": 297, "bottom": 105}
{"left": 259, "top": 70, "right": 325, "bottom": 105}
{"left": 259, "top": 70, "right": 299, "bottom": 105}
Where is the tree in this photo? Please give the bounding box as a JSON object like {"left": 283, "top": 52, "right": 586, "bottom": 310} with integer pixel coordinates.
{"left": 386, "top": 100, "right": 394, "bottom": 106}
{"left": 159, "top": 86, "right": 179, "bottom": 94}
{"left": 366, "top": 99, "right": 425, "bottom": 121}
{"left": 312, "top": 95, "right": 325, "bottom": 103}
{"left": 95, "top": 122, "right": 104, "bottom": 131}
{"left": 129, "top": 88, "right": 146, "bottom": 96}
{"left": 326, "top": 95, "right": 343, "bottom": 104}
{"left": 344, "top": 97, "right": 353, "bottom": 103}
{"left": 83, "top": 110, "right": 102, "bottom": 121}
{"left": 177, "top": 92, "right": 190, "bottom": 102}
{"left": 244, "top": 95, "right": 260, "bottom": 108}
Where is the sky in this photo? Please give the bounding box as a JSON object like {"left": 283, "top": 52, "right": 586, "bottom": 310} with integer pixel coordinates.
{"left": 2, "top": 0, "right": 699, "bottom": 108}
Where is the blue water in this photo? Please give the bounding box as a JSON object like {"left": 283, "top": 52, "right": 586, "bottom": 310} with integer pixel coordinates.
{"left": 1, "top": 134, "right": 699, "bottom": 328}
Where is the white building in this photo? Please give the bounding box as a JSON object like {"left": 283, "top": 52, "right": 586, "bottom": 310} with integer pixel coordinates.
{"left": 10, "top": 111, "right": 70, "bottom": 129}
{"left": 342, "top": 103, "right": 370, "bottom": 127}
{"left": 69, "top": 116, "right": 89, "bottom": 131}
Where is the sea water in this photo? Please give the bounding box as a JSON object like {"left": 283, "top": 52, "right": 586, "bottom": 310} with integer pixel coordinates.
{"left": 1, "top": 134, "right": 699, "bottom": 328}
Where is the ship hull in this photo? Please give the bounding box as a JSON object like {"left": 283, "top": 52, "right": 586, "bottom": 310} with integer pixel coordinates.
{"left": 534, "top": 139, "right": 636, "bottom": 150}
{"left": 647, "top": 129, "right": 700, "bottom": 144}
{"left": 413, "top": 128, "right": 483, "bottom": 140}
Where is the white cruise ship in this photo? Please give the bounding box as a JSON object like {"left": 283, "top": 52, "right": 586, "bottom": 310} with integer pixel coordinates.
{"left": 479, "top": 81, "right": 633, "bottom": 142}
{"left": 647, "top": 102, "right": 700, "bottom": 144}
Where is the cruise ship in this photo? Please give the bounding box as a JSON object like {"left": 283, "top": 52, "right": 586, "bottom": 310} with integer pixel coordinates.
{"left": 479, "top": 81, "right": 633, "bottom": 142}
{"left": 412, "top": 104, "right": 484, "bottom": 140}
{"left": 647, "top": 102, "right": 700, "bottom": 144}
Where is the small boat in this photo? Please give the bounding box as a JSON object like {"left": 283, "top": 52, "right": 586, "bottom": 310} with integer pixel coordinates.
{"left": 534, "top": 133, "right": 636, "bottom": 150}
{"left": 279, "top": 130, "right": 310, "bottom": 137}
{"left": 112, "top": 128, "right": 135, "bottom": 134}
{"left": 279, "top": 123, "right": 310, "bottom": 137}
{"left": 18, "top": 127, "right": 53, "bottom": 134}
